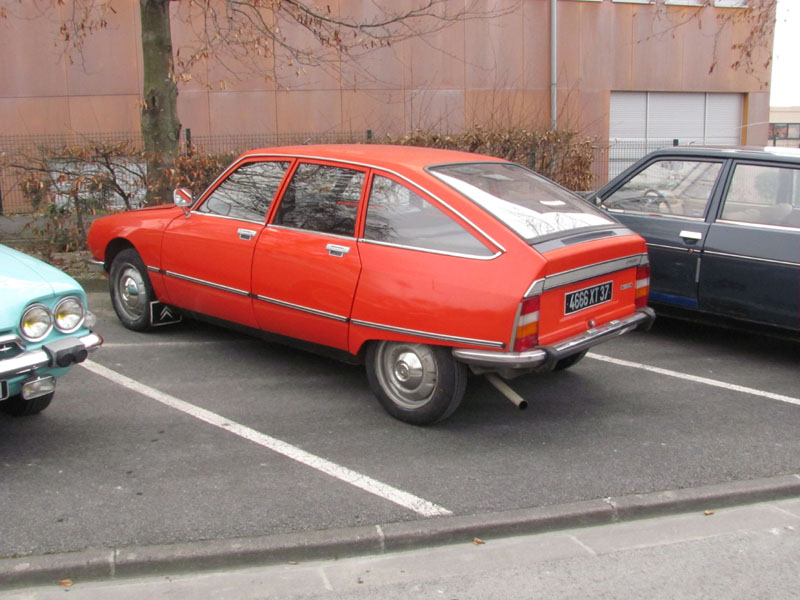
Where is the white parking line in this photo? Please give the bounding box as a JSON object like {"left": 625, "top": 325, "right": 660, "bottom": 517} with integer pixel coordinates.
{"left": 588, "top": 353, "right": 800, "bottom": 407}
{"left": 79, "top": 360, "right": 452, "bottom": 518}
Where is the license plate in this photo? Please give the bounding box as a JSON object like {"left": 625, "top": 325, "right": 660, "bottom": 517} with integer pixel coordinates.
{"left": 564, "top": 281, "right": 613, "bottom": 315}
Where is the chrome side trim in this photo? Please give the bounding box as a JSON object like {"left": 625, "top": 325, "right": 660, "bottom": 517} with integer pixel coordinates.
{"left": 87, "top": 258, "right": 105, "bottom": 272}
{"left": 358, "top": 238, "right": 502, "bottom": 261}
{"left": 186, "top": 211, "right": 266, "bottom": 226}
{"left": 716, "top": 219, "right": 800, "bottom": 233}
{"left": 266, "top": 225, "right": 356, "bottom": 242}
{"left": 255, "top": 295, "right": 349, "bottom": 322}
{"left": 645, "top": 243, "right": 687, "bottom": 252}
{"left": 164, "top": 271, "right": 250, "bottom": 297}
{"left": 605, "top": 209, "right": 706, "bottom": 222}
{"left": 351, "top": 319, "right": 505, "bottom": 349}
{"left": 543, "top": 254, "right": 644, "bottom": 291}
{"left": 703, "top": 250, "right": 800, "bottom": 268}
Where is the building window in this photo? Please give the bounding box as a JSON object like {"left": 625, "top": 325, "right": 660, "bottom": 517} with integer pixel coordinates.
{"left": 715, "top": 0, "right": 748, "bottom": 7}
{"left": 769, "top": 123, "right": 800, "bottom": 141}
{"left": 612, "top": 0, "right": 653, "bottom": 3}
{"left": 665, "top": 0, "right": 703, "bottom": 5}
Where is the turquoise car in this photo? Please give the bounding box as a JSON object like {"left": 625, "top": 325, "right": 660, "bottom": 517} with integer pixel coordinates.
{"left": 0, "top": 244, "right": 102, "bottom": 416}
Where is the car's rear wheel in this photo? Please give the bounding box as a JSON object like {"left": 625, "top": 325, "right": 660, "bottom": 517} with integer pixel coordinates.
{"left": 110, "top": 248, "right": 154, "bottom": 331}
{"left": 366, "top": 341, "right": 467, "bottom": 425}
{"left": 553, "top": 350, "right": 588, "bottom": 371}
{"left": 0, "top": 392, "right": 54, "bottom": 416}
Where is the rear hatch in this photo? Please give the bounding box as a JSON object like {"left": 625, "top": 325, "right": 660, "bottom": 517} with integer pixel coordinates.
{"left": 532, "top": 232, "right": 648, "bottom": 346}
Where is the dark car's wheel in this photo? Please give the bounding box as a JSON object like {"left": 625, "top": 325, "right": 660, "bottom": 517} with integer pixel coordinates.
{"left": 553, "top": 350, "right": 588, "bottom": 371}
{"left": 110, "top": 248, "right": 154, "bottom": 331}
{"left": 366, "top": 341, "right": 467, "bottom": 425}
{"left": 0, "top": 392, "right": 54, "bottom": 416}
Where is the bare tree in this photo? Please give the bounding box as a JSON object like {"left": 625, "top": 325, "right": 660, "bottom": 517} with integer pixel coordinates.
{"left": 3, "top": 0, "right": 517, "bottom": 202}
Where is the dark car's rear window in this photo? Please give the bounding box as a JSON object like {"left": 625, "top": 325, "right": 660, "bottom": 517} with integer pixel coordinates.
{"left": 429, "top": 162, "right": 615, "bottom": 242}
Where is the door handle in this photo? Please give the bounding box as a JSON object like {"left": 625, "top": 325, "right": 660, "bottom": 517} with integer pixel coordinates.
{"left": 679, "top": 230, "right": 702, "bottom": 242}
{"left": 326, "top": 243, "right": 351, "bottom": 257}
{"left": 237, "top": 228, "right": 257, "bottom": 241}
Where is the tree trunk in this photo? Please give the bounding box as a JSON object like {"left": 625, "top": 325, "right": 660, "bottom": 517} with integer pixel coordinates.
{"left": 140, "top": 0, "right": 180, "bottom": 204}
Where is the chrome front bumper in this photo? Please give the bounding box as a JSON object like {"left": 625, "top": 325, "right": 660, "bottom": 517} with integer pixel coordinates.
{"left": 452, "top": 307, "right": 655, "bottom": 377}
{"left": 0, "top": 332, "right": 103, "bottom": 380}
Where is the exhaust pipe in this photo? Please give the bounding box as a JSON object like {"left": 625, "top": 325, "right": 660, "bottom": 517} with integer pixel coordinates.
{"left": 486, "top": 374, "right": 528, "bottom": 411}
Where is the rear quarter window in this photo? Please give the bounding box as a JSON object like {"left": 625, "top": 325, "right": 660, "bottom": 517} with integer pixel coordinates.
{"left": 429, "top": 163, "right": 614, "bottom": 242}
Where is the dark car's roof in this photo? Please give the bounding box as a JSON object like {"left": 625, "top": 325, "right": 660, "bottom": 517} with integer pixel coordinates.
{"left": 639, "top": 145, "right": 800, "bottom": 164}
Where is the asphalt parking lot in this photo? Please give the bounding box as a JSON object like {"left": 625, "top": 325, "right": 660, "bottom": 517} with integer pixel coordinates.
{"left": 2, "top": 289, "right": 799, "bottom": 567}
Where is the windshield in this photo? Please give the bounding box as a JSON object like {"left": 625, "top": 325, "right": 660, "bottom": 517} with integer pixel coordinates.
{"left": 429, "top": 162, "right": 615, "bottom": 242}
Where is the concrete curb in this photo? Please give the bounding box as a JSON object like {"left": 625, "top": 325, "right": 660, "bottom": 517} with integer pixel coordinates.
{"left": 2, "top": 473, "right": 799, "bottom": 589}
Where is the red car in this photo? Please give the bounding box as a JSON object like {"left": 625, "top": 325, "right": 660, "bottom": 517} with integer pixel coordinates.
{"left": 87, "top": 145, "right": 654, "bottom": 424}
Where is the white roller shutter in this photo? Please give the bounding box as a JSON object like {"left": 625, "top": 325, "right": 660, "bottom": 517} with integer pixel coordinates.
{"left": 608, "top": 91, "right": 743, "bottom": 179}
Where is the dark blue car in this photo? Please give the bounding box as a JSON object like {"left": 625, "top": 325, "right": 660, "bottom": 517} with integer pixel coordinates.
{"left": 591, "top": 147, "right": 800, "bottom": 336}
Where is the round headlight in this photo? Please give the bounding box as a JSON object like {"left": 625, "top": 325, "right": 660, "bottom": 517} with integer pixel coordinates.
{"left": 20, "top": 304, "right": 53, "bottom": 342}
{"left": 54, "top": 297, "right": 86, "bottom": 333}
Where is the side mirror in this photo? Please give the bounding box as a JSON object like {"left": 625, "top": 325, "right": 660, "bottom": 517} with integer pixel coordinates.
{"left": 173, "top": 188, "right": 192, "bottom": 216}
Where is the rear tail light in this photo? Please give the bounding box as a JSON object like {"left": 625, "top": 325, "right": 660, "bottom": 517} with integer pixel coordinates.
{"left": 635, "top": 261, "right": 650, "bottom": 308}
{"left": 513, "top": 295, "right": 540, "bottom": 352}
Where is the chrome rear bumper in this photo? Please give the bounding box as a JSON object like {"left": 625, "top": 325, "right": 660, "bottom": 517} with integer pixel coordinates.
{"left": 452, "top": 307, "right": 655, "bottom": 377}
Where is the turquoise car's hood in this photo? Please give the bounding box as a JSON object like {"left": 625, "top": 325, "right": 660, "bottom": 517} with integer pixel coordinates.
{"left": 0, "top": 245, "right": 84, "bottom": 328}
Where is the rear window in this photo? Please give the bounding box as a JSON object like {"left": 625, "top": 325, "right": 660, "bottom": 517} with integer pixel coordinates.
{"left": 429, "top": 162, "right": 615, "bottom": 242}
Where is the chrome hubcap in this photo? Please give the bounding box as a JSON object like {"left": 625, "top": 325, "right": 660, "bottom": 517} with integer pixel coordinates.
{"left": 116, "top": 266, "right": 146, "bottom": 320}
{"left": 376, "top": 342, "right": 438, "bottom": 410}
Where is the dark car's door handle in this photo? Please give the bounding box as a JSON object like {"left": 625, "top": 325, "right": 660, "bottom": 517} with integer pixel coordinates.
{"left": 679, "top": 230, "right": 703, "bottom": 242}
{"left": 237, "top": 228, "right": 257, "bottom": 241}
{"left": 326, "top": 243, "right": 351, "bottom": 258}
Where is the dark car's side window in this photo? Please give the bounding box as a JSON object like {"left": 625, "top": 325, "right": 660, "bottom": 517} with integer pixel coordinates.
{"left": 273, "top": 163, "right": 364, "bottom": 236}
{"left": 720, "top": 164, "right": 800, "bottom": 228}
{"left": 601, "top": 160, "right": 722, "bottom": 219}
{"left": 364, "top": 175, "right": 493, "bottom": 256}
{"left": 198, "top": 160, "right": 289, "bottom": 222}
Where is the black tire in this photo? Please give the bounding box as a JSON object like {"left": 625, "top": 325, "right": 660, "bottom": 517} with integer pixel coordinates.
{"left": 109, "top": 248, "right": 154, "bottom": 331}
{"left": 0, "top": 392, "right": 54, "bottom": 416}
{"left": 553, "top": 350, "right": 588, "bottom": 371}
{"left": 365, "top": 341, "right": 467, "bottom": 425}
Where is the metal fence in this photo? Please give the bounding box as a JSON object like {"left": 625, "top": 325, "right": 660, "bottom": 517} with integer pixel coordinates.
{"left": 0, "top": 131, "right": 661, "bottom": 214}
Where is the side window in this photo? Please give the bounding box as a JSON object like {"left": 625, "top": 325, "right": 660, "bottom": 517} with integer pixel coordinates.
{"left": 364, "top": 175, "right": 493, "bottom": 256}
{"left": 198, "top": 161, "right": 289, "bottom": 222}
{"left": 720, "top": 164, "right": 800, "bottom": 228}
{"left": 273, "top": 163, "right": 364, "bottom": 236}
{"left": 601, "top": 160, "right": 722, "bottom": 218}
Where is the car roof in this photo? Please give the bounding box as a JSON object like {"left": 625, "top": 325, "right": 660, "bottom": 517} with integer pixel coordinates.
{"left": 239, "top": 144, "right": 508, "bottom": 171}
{"left": 643, "top": 145, "right": 800, "bottom": 163}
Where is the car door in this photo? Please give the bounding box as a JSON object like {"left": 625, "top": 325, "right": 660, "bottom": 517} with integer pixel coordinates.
{"left": 251, "top": 161, "right": 366, "bottom": 351}
{"left": 161, "top": 159, "right": 290, "bottom": 328}
{"left": 700, "top": 161, "right": 800, "bottom": 331}
{"left": 598, "top": 157, "right": 726, "bottom": 309}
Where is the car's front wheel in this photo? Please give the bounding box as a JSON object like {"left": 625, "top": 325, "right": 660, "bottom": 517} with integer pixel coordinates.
{"left": 0, "top": 392, "right": 54, "bottom": 416}
{"left": 109, "top": 248, "right": 154, "bottom": 331}
{"left": 366, "top": 341, "right": 467, "bottom": 425}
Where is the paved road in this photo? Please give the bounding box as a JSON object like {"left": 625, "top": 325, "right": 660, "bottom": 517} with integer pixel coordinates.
{"left": 3, "top": 498, "right": 799, "bottom": 599}
{"left": 1, "top": 290, "right": 799, "bottom": 559}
